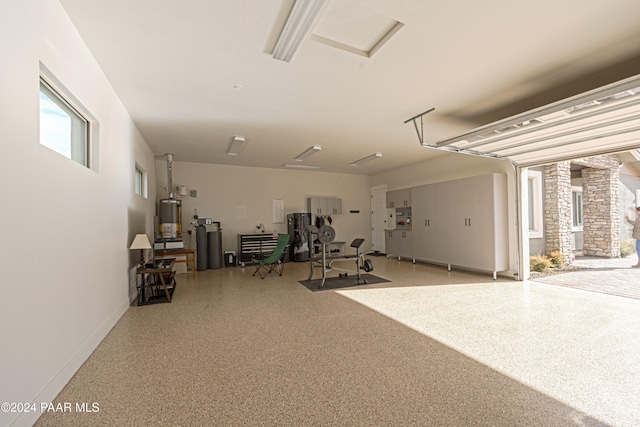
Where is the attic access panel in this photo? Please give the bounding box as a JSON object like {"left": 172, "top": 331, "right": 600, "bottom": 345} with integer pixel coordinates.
{"left": 421, "top": 74, "right": 640, "bottom": 167}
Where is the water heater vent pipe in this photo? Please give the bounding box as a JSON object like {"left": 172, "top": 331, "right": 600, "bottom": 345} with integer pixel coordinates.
{"left": 166, "top": 153, "right": 174, "bottom": 199}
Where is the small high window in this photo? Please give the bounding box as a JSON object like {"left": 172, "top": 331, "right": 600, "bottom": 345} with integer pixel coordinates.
{"left": 39, "top": 77, "right": 90, "bottom": 167}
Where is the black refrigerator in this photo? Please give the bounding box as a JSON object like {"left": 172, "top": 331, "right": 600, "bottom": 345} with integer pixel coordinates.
{"left": 287, "top": 213, "right": 311, "bottom": 262}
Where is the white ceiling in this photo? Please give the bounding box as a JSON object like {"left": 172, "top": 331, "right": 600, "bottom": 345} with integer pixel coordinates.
{"left": 58, "top": 0, "right": 640, "bottom": 175}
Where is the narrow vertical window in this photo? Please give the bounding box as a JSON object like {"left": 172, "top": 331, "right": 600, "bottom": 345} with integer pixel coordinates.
{"left": 528, "top": 178, "right": 535, "bottom": 232}
{"left": 135, "top": 163, "right": 147, "bottom": 198}
{"left": 135, "top": 166, "right": 143, "bottom": 196}
{"left": 527, "top": 170, "right": 543, "bottom": 238}
{"left": 572, "top": 189, "right": 583, "bottom": 228}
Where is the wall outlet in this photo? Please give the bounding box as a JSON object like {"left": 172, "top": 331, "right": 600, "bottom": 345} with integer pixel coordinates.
{"left": 190, "top": 190, "right": 197, "bottom": 197}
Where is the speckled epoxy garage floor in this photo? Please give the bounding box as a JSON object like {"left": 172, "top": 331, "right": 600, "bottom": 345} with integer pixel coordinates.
{"left": 34, "top": 258, "right": 640, "bottom": 426}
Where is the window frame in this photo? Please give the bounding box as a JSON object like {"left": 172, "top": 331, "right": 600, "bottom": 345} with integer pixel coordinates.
{"left": 135, "top": 163, "right": 148, "bottom": 198}
{"left": 39, "top": 63, "right": 98, "bottom": 171}
{"left": 571, "top": 186, "right": 584, "bottom": 230}
{"left": 527, "top": 170, "right": 543, "bottom": 238}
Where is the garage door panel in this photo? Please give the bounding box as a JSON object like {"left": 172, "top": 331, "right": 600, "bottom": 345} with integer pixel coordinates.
{"left": 427, "top": 74, "right": 640, "bottom": 166}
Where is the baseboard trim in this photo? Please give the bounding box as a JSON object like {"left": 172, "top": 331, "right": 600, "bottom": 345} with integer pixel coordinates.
{"left": 11, "top": 298, "right": 129, "bottom": 427}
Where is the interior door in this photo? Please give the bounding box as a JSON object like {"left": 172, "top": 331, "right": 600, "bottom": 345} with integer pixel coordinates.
{"left": 371, "top": 186, "right": 387, "bottom": 253}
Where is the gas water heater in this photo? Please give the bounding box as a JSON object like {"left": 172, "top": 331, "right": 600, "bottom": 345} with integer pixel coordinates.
{"left": 159, "top": 198, "right": 182, "bottom": 239}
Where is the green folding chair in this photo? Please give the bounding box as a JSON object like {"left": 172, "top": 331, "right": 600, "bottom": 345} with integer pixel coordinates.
{"left": 251, "top": 234, "right": 290, "bottom": 279}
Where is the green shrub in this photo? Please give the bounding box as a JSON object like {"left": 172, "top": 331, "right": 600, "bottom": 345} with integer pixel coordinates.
{"left": 620, "top": 240, "right": 635, "bottom": 258}
{"left": 530, "top": 253, "right": 553, "bottom": 272}
{"left": 548, "top": 250, "right": 565, "bottom": 269}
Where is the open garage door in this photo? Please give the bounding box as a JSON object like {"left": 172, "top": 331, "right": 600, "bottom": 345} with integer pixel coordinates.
{"left": 425, "top": 74, "right": 640, "bottom": 167}
{"left": 415, "top": 74, "right": 640, "bottom": 281}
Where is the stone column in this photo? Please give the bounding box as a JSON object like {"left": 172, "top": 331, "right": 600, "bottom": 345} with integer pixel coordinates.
{"left": 544, "top": 161, "right": 574, "bottom": 263}
{"left": 580, "top": 157, "right": 620, "bottom": 257}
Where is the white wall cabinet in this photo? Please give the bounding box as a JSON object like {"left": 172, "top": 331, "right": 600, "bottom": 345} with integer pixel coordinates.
{"left": 386, "top": 189, "right": 411, "bottom": 208}
{"left": 327, "top": 198, "right": 342, "bottom": 215}
{"left": 412, "top": 183, "right": 448, "bottom": 264}
{"left": 385, "top": 230, "right": 414, "bottom": 260}
{"left": 446, "top": 174, "right": 508, "bottom": 273}
{"left": 385, "top": 230, "right": 400, "bottom": 258}
{"left": 308, "top": 197, "right": 326, "bottom": 215}
{"left": 308, "top": 197, "right": 342, "bottom": 215}
{"left": 409, "top": 173, "right": 508, "bottom": 277}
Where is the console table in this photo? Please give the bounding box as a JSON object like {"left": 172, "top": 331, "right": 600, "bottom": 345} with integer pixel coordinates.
{"left": 136, "top": 258, "right": 176, "bottom": 306}
{"left": 154, "top": 248, "right": 196, "bottom": 278}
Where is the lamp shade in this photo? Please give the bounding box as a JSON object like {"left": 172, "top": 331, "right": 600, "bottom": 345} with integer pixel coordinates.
{"left": 129, "top": 234, "right": 152, "bottom": 250}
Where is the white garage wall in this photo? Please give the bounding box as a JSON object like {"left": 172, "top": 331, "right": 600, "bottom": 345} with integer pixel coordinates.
{"left": 371, "top": 151, "right": 514, "bottom": 189}
{"left": 0, "top": 2, "right": 156, "bottom": 426}
{"left": 156, "top": 161, "right": 373, "bottom": 253}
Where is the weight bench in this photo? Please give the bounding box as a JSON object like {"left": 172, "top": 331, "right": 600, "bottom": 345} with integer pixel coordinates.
{"left": 307, "top": 237, "right": 373, "bottom": 289}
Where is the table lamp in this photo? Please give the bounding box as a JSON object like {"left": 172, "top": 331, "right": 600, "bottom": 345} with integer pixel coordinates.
{"left": 130, "top": 234, "right": 152, "bottom": 268}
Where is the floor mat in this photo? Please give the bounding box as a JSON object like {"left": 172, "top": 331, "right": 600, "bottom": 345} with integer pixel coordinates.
{"left": 299, "top": 274, "right": 390, "bottom": 292}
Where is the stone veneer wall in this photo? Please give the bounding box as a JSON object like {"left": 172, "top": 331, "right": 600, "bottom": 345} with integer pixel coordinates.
{"left": 575, "top": 156, "right": 620, "bottom": 257}
{"left": 544, "top": 161, "right": 574, "bottom": 263}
